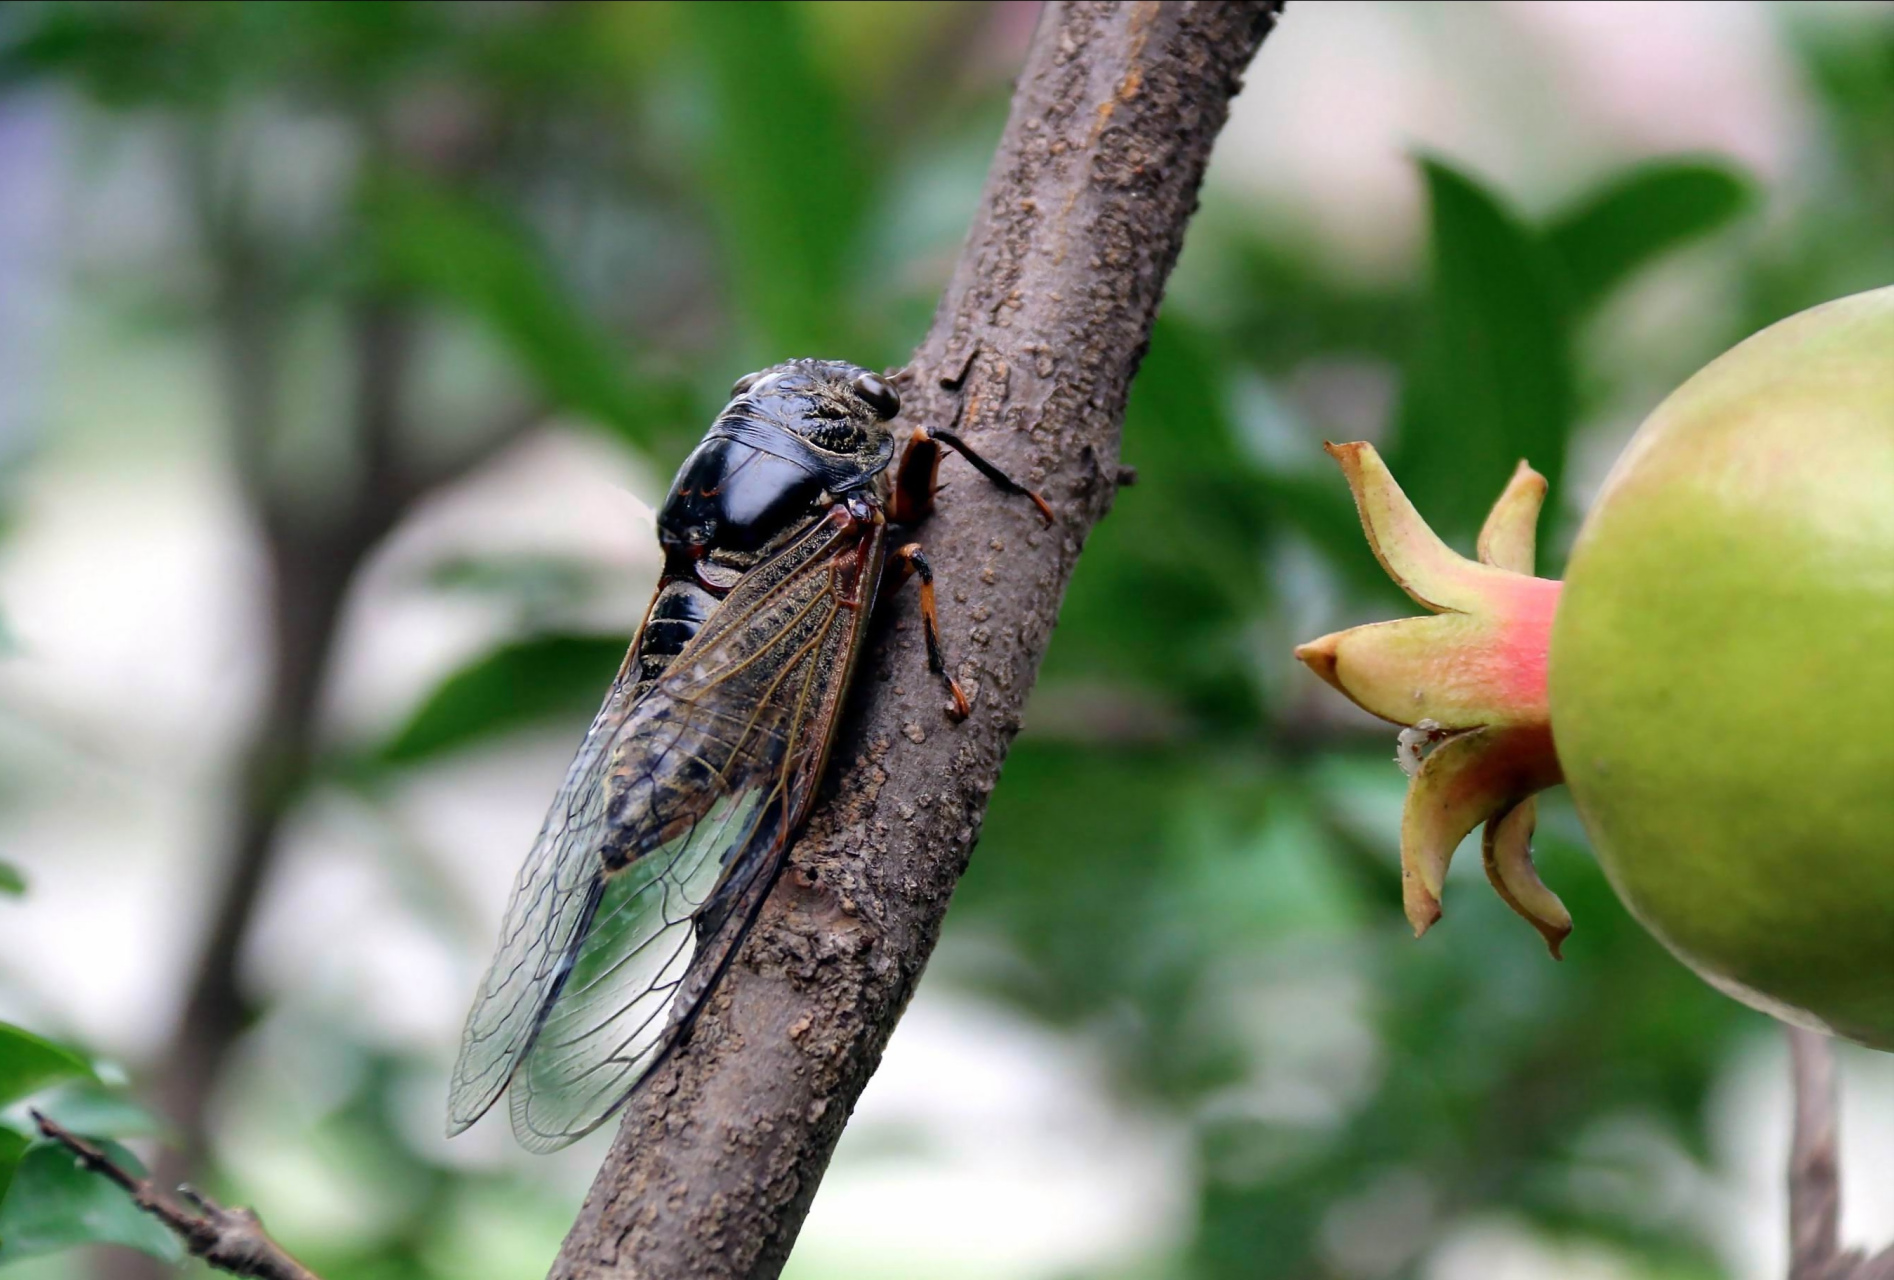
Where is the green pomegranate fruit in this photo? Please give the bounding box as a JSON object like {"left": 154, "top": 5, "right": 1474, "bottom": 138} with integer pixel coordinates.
{"left": 1296, "top": 286, "right": 1894, "bottom": 1049}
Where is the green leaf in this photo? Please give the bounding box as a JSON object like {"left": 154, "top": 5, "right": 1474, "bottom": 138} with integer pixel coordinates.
{"left": 0, "top": 1126, "right": 26, "bottom": 1207}
{"left": 680, "top": 1, "right": 868, "bottom": 356}
{"left": 0, "top": 862, "right": 22, "bottom": 897}
{"left": 380, "top": 634, "right": 631, "bottom": 766}
{"left": 0, "top": 1025, "right": 93, "bottom": 1110}
{"left": 21, "top": 1081, "right": 169, "bottom": 1142}
{"left": 364, "top": 176, "right": 679, "bottom": 450}
{"left": 1547, "top": 159, "right": 1753, "bottom": 315}
{"left": 0, "top": 1138, "right": 183, "bottom": 1265}
{"left": 1391, "top": 157, "right": 1574, "bottom": 547}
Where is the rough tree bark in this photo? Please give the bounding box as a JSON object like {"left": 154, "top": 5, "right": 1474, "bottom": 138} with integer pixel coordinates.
{"left": 550, "top": 4, "right": 1284, "bottom": 1278}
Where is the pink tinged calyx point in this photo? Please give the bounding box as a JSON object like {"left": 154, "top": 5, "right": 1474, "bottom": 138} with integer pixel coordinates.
{"left": 1294, "top": 443, "right": 1569, "bottom": 956}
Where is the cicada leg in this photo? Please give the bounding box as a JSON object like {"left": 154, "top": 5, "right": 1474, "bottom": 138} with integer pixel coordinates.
{"left": 885, "top": 542, "right": 970, "bottom": 721}
{"left": 889, "top": 427, "right": 941, "bottom": 526}
{"left": 889, "top": 426, "right": 1056, "bottom": 526}
{"left": 885, "top": 424, "right": 1049, "bottom": 720}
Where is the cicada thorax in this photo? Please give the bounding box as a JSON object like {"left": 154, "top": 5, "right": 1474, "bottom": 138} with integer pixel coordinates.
{"left": 624, "top": 361, "right": 900, "bottom": 698}
{"left": 595, "top": 360, "right": 902, "bottom": 874}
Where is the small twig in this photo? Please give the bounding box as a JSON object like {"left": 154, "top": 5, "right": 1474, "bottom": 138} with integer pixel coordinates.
{"left": 1790, "top": 1027, "right": 1843, "bottom": 1280}
{"left": 1784, "top": 1028, "right": 1894, "bottom": 1280}
{"left": 30, "top": 1111, "right": 323, "bottom": 1280}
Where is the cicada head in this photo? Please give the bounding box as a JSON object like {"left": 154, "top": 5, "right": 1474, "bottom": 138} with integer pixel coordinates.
{"left": 660, "top": 360, "right": 903, "bottom": 565}
{"left": 724, "top": 359, "right": 901, "bottom": 474}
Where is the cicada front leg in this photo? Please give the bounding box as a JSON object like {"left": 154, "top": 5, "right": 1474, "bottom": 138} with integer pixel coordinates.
{"left": 888, "top": 425, "right": 1056, "bottom": 526}
{"left": 884, "top": 424, "right": 1052, "bottom": 719}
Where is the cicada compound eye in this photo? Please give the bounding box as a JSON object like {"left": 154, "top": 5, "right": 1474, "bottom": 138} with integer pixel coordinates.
{"left": 852, "top": 372, "right": 900, "bottom": 420}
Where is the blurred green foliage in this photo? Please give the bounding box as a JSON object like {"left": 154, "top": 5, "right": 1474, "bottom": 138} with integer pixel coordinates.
{"left": 0, "top": 1024, "right": 91, "bottom": 1111}
{"left": 362, "top": 174, "right": 674, "bottom": 449}
{"left": 380, "top": 636, "right": 626, "bottom": 766}
{"left": 1, "top": 2, "right": 1890, "bottom": 1278}
{"left": 0, "top": 1141, "right": 180, "bottom": 1267}
{"left": 677, "top": 2, "right": 865, "bottom": 357}
{"left": 0, "top": 1025, "right": 178, "bottom": 1265}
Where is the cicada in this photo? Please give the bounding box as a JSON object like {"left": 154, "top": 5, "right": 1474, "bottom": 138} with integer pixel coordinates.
{"left": 446, "top": 359, "right": 1050, "bottom": 1151}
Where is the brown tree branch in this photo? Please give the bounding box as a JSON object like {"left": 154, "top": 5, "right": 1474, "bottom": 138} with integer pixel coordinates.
{"left": 33, "top": 1112, "right": 320, "bottom": 1280}
{"left": 550, "top": 4, "right": 1284, "bottom": 1278}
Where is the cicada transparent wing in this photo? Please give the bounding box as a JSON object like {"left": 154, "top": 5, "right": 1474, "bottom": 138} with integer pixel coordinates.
{"left": 445, "top": 670, "right": 634, "bottom": 1135}
{"left": 448, "top": 506, "right": 886, "bottom": 1152}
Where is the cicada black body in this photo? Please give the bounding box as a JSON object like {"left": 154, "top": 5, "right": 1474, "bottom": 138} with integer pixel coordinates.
{"left": 447, "top": 359, "right": 1048, "bottom": 1151}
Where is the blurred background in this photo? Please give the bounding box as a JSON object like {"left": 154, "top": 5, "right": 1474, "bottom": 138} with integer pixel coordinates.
{"left": 1, "top": 2, "right": 1892, "bottom": 1278}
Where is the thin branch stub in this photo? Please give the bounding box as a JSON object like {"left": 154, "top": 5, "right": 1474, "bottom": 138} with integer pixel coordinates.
{"left": 30, "top": 1111, "right": 323, "bottom": 1280}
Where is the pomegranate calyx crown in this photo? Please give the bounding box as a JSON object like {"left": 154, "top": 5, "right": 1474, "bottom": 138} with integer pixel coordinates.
{"left": 1294, "top": 442, "right": 1569, "bottom": 956}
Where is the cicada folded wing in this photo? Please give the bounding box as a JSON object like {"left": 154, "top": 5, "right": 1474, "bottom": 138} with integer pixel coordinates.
{"left": 445, "top": 673, "right": 633, "bottom": 1135}
{"left": 448, "top": 506, "right": 886, "bottom": 1152}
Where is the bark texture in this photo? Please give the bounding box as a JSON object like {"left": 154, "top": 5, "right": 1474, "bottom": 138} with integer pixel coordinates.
{"left": 549, "top": 4, "right": 1284, "bottom": 1278}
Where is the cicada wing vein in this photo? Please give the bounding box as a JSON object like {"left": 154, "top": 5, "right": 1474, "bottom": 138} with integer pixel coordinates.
{"left": 450, "top": 510, "right": 885, "bottom": 1152}
{"left": 504, "top": 786, "right": 770, "bottom": 1150}
{"left": 445, "top": 669, "right": 634, "bottom": 1136}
